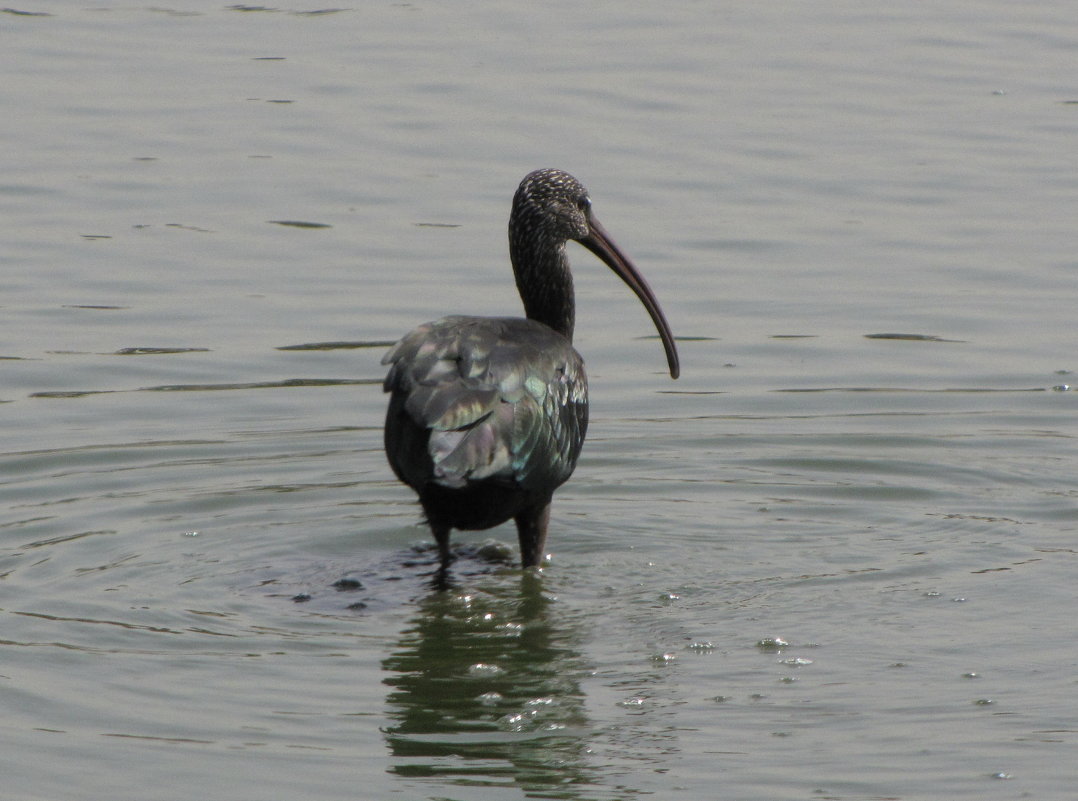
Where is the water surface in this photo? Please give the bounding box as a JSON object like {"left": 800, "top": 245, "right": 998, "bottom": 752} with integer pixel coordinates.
{"left": 2, "top": 3, "right": 1076, "bottom": 799}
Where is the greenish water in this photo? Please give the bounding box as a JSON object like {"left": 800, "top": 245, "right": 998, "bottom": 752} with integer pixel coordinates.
{"left": 2, "top": 3, "right": 1076, "bottom": 800}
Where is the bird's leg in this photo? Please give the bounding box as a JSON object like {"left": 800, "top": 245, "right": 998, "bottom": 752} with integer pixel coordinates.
{"left": 514, "top": 503, "right": 551, "bottom": 569}
{"left": 430, "top": 522, "right": 452, "bottom": 570}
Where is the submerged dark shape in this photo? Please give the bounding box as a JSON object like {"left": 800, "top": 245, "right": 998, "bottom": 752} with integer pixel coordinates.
{"left": 383, "top": 168, "right": 679, "bottom": 574}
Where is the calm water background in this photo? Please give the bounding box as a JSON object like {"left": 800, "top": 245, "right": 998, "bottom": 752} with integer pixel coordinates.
{"left": 2, "top": 2, "right": 1076, "bottom": 799}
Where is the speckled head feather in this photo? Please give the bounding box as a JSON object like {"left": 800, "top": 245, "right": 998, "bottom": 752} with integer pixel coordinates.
{"left": 511, "top": 168, "right": 592, "bottom": 241}
{"left": 508, "top": 169, "right": 594, "bottom": 340}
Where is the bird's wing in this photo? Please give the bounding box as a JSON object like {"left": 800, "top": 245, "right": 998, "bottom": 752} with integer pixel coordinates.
{"left": 383, "top": 316, "right": 588, "bottom": 492}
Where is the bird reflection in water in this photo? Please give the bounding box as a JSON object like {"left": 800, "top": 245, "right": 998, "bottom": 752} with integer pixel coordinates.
{"left": 381, "top": 573, "right": 598, "bottom": 795}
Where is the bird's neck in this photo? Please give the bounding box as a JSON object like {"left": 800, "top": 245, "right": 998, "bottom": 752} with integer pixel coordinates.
{"left": 510, "top": 238, "right": 576, "bottom": 341}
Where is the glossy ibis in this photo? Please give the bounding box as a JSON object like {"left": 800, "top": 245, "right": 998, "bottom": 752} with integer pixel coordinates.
{"left": 383, "top": 168, "right": 679, "bottom": 572}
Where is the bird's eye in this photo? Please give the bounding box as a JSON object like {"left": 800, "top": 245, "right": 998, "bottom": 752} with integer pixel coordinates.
{"left": 578, "top": 196, "right": 592, "bottom": 214}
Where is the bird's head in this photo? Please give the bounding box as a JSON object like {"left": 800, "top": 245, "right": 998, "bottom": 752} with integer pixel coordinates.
{"left": 508, "top": 168, "right": 680, "bottom": 379}
{"left": 511, "top": 168, "right": 593, "bottom": 243}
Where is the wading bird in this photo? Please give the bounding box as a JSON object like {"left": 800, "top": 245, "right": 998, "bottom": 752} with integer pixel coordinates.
{"left": 383, "top": 168, "right": 679, "bottom": 572}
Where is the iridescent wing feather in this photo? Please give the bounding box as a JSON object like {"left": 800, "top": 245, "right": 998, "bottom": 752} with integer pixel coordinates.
{"left": 382, "top": 316, "right": 588, "bottom": 495}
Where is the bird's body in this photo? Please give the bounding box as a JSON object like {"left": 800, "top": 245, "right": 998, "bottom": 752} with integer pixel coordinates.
{"left": 383, "top": 169, "right": 679, "bottom": 572}
{"left": 383, "top": 315, "right": 587, "bottom": 567}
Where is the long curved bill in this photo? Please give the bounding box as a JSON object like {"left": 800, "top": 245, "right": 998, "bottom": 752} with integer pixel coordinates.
{"left": 580, "top": 215, "right": 680, "bottom": 379}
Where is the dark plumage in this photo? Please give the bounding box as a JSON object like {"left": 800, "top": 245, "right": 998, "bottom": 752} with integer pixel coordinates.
{"left": 383, "top": 168, "right": 679, "bottom": 572}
